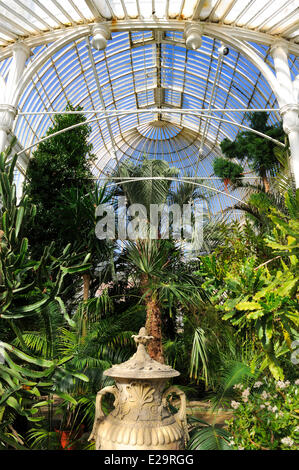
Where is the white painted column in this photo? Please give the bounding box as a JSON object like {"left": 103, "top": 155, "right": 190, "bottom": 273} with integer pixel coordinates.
{"left": 0, "top": 41, "right": 30, "bottom": 153}
{"left": 271, "top": 40, "right": 299, "bottom": 187}
{"left": 0, "top": 129, "right": 6, "bottom": 152}
{"left": 0, "top": 104, "right": 18, "bottom": 152}
{"left": 281, "top": 104, "right": 299, "bottom": 188}
{"left": 294, "top": 75, "right": 299, "bottom": 103}
{"left": 270, "top": 40, "right": 293, "bottom": 106}
{"left": 0, "top": 75, "right": 8, "bottom": 153}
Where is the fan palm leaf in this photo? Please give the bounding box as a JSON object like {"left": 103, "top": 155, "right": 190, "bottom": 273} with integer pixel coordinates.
{"left": 187, "top": 417, "right": 231, "bottom": 450}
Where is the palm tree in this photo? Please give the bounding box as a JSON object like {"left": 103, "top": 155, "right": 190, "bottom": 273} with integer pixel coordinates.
{"left": 111, "top": 158, "right": 206, "bottom": 363}
{"left": 113, "top": 157, "right": 179, "bottom": 212}
{"left": 169, "top": 175, "right": 208, "bottom": 207}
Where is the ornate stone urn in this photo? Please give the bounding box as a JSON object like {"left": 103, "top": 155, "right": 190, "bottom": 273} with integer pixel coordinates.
{"left": 89, "top": 327, "right": 188, "bottom": 450}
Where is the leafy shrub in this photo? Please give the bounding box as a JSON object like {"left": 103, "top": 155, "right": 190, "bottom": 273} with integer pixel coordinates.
{"left": 226, "top": 377, "right": 299, "bottom": 450}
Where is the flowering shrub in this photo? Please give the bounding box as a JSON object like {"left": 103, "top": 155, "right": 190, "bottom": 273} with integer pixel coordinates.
{"left": 226, "top": 378, "right": 299, "bottom": 450}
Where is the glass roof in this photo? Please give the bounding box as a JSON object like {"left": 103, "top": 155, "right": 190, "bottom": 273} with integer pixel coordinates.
{"left": 0, "top": 1, "right": 298, "bottom": 46}
{"left": 0, "top": 1, "right": 298, "bottom": 217}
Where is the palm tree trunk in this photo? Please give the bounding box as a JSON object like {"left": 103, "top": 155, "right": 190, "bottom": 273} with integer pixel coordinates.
{"left": 145, "top": 293, "right": 164, "bottom": 364}
{"left": 83, "top": 273, "right": 90, "bottom": 301}
{"left": 224, "top": 178, "right": 230, "bottom": 195}
{"left": 262, "top": 176, "right": 270, "bottom": 193}
{"left": 140, "top": 272, "right": 164, "bottom": 364}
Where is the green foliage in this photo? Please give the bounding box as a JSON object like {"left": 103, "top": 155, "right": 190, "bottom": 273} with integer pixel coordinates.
{"left": 220, "top": 112, "right": 284, "bottom": 181}
{"left": 187, "top": 416, "right": 231, "bottom": 450}
{"left": 189, "top": 327, "right": 208, "bottom": 386}
{"left": 169, "top": 175, "right": 209, "bottom": 207}
{"left": 227, "top": 186, "right": 291, "bottom": 233}
{"left": 273, "top": 146, "right": 295, "bottom": 194}
{"left": 111, "top": 158, "right": 210, "bottom": 362}
{"left": 199, "top": 191, "right": 299, "bottom": 381}
{"left": 125, "top": 238, "right": 207, "bottom": 320}
{"left": 221, "top": 258, "right": 298, "bottom": 380}
{"left": 0, "top": 145, "right": 92, "bottom": 448}
{"left": 226, "top": 377, "right": 299, "bottom": 450}
{"left": 265, "top": 189, "right": 299, "bottom": 260}
{"left": 24, "top": 102, "right": 113, "bottom": 311}
{"left": 24, "top": 103, "right": 95, "bottom": 256}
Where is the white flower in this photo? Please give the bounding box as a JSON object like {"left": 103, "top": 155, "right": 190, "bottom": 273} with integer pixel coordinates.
{"left": 294, "top": 426, "right": 299, "bottom": 432}
{"left": 231, "top": 400, "right": 241, "bottom": 410}
{"left": 233, "top": 383, "right": 243, "bottom": 390}
{"left": 260, "top": 404, "right": 265, "bottom": 409}
{"left": 238, "top": 446, "right": 245, "bottom": 450}
{"left": 271, "top": 406, "right": 278, "bottom": 413}
{"left": 253, "top": 381, "right": 263, "bottom": 388}
{"left": 281, "top": 437, "right": 294, "bottom": 447}
{"left": 241, "top": 387, "right": 250, "bottom": 402}
{"left": 276, "top": 380, "right": 290, "bottom": 390}
{"left": 276, "top": 381, "right": 284, "bottom": 389}
{"left": 261, "top": 391, "right": 268, "bottom": 399}
{"left": 295, "top": 379, "right": 299, "bottom": 386}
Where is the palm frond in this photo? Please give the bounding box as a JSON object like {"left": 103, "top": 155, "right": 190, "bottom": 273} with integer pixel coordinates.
{"left": 14, "top": 332, "right": 48, "bottom": 357}
{"left": 189, "top": 327, "right": 209, "bottom": 386}
{"left": 27, "top": 429, "right": 60, "bottom": 450}
{"left": 212, "top": 360, "right": 255, "bottom": 409}
{"left": 113, "top": 158, "right": 180, "bottom": 213}
{"left": 273, "top": 146, "right": 296, "bottom": 196}
{"left": 187, "top": 417, "right": 231, "bottom": 450}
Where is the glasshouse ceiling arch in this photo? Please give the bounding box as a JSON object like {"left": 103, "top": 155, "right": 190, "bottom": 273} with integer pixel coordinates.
{"left": 0, "top": 0, "right": 298, "bottom": 210}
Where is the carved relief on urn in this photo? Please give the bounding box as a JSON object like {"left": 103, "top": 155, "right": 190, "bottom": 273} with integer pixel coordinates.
{"left": 89, "top": 328, "right": 188, "bottom": 450}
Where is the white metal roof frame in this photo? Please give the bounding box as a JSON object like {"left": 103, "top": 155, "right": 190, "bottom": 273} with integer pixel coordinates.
{"left": 0, "top": 0, "right": 298, "bottom": 215}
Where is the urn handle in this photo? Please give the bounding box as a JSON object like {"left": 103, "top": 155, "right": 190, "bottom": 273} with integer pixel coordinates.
{"left": 88, "top": 385, "right": 119, "bottom": 444}
{"left": 162, "top": 386, "right": 189, "bottom": 444}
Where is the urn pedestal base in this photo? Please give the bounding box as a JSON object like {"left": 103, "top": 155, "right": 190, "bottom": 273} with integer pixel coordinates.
{"left": 96, "top": 414, "right": 185, "bottom": 450}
